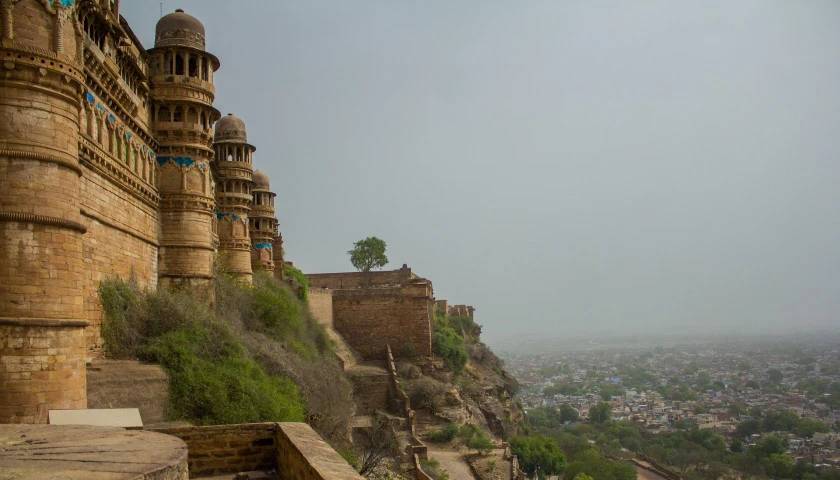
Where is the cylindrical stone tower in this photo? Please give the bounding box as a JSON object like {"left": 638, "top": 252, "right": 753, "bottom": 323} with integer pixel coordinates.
{"left": 213, "top": 114, "right": 255, "bottom": 283}
{"left": 0, "top": 0, "right": 88, "bottom": 423}
{"left": 148, "top": 9, "right": 221, "bottom": 289}
{"left": 250, "top": 171, "right": 277, "bottom": 273}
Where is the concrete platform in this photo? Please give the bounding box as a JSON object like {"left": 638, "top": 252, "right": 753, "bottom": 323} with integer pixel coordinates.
{"left": 0, "top": 424, "right": 188, "bottom": 479}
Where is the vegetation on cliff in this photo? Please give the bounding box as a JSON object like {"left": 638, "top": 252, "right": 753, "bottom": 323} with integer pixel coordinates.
{"left": 99, "top": 272, "right": 354, "bottom": 443}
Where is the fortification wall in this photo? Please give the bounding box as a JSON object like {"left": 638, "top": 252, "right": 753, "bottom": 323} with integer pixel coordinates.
{"left": 307, "top": 288, "right": 333, "bottom": 328}
{"left": 331, "top": 284, "right": 433, "bottom": 359}
{"left": 307, "top": 265, "right": 414, "bottom": 290}
{"left": 79, "top": 165, "right": 159, "bottom": 356}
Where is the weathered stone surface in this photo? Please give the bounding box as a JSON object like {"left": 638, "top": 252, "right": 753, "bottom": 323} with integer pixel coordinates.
{"left": 87, "top": 360, "right": 170, "bottom": 425}
{"left": 306, "top": 267, "right": 434, "bottom": 360}
{"left": 276, "top": 423, "right": 364, "bottom": 480}
{"left": 0, "top": 424, "right": 188, "bottom": 480}
{"left": 154, "top": 423, "right": 278, "bottom": 478}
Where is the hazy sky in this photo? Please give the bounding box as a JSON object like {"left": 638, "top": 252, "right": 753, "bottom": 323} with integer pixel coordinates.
{"left": 123, "top": 1, "right": 840, "bottom": 348}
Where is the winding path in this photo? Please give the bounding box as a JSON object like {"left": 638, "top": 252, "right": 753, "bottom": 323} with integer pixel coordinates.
{"left": 426, "top": 446, "right": 478, "bottom": 480}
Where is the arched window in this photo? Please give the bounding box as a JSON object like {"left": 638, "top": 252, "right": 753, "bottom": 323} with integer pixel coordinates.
{"left": 175, "top": 53, "right": 184, "bottom": 75}
{"left": 201, "top": 57, "right": 209, "bottom": 80}
{"left": 164, "top": 53, "right": 172, "bottom": 74}
{"left": 159, "top": 106, "right": 170, "bottom": 123}
{"left": 188, "top": 56, "right": 198, "bottom": 77}
{"left": 173, "top": 106, "right": 183, "bottom": 122}
{"left": 187, "top": 107, "right": 197, "bottom": 125}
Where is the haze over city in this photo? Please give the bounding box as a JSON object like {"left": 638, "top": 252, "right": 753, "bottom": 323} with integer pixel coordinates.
{"left": 123, "top": 0, "right": 840, "bottom": 347}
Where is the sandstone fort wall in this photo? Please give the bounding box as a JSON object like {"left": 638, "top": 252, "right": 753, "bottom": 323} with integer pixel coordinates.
{"left": 330, "top": 285, "right": 433, "bottom": 359}
{"left": 306, "top": 288, "right": 333, "bottom": 328}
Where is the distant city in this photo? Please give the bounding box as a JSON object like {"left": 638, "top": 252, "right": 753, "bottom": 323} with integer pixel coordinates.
{"left": 504, "top": 335, "right": 840, "bottom": 478}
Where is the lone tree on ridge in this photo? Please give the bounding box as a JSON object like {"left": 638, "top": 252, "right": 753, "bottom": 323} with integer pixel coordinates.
{"left": 348, "top": 236, "right": 388, "bottom": 272}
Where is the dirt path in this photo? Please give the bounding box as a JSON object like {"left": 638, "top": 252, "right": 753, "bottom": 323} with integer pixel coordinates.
{"left": 426, "top": 446, "right": 478, "bottom": 480}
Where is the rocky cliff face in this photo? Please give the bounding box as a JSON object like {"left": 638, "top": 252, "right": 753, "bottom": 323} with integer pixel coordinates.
{"left": 403, "top": 339, "right": 524, "bottom": 440}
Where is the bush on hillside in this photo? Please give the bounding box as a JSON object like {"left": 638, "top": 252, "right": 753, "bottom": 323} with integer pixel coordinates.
{"left": 406, "top": 376, "right": 449, "bottom": 412}
{"left": 99, "top": 279, "right": 305, "bottom": 425}
{"left": 420, "top": 458, "right": 450, "bottom": 480}
{"left": 510, "top": 435, "right": 567, "bottom": 478}
{"left": 283, "top": 263, "right": 309, "bottom": 300}
{"left": 432, "top": 315, "right": 468, "bottom": 374}
{"left": 447, "top": 314, "right": 482, "bottom": 339}
{"left": 427, "top": 423, "right": 459, "bottom": 443}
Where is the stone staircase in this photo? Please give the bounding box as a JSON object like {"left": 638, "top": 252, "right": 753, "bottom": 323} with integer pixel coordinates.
{"left": 347, "top": 363, "right": 391, "bottom": 415}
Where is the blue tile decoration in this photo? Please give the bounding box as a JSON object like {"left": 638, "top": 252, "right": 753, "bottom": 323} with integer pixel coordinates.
{"left": 58, "top": 0, "right": 75, "bottom": 7}
{"left": 124, "top": 131, "right": 132, "bottom": 141}
{"left": 156, "top": 156, "right": 195, "bottom": 167}
{"left": 84, "top": 92, "right": 95, "bottom": 104}
{"left": 216, "top": 212, "right": 242, "bottom": 222}
{"left": 254, "top": 243, "right": 273, "bottom": 250}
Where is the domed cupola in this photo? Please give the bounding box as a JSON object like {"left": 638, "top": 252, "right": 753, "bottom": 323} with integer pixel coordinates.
{"left": 253, "top": 170, "right": 270, "bottom": 190}
{"left": 155, "top": 9, "right": 206, "bottom": 50}
{"left": 215, "top": 113, "right": 248, "bottom": 143}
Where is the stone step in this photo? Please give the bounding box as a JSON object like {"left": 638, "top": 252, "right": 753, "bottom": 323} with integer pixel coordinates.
{"left": 347, "top": 363, "right": 391, "bottom": 415}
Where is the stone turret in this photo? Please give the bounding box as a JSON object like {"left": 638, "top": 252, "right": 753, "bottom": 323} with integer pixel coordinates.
{"left": 148, "top": 9, "right": 220, "bottom": 289}
{"left": 0, "top": 0, "right": 88, "bottom": 423}
{"left": 249, "top": 171, "right": 277, "bottom": 272}
{"left": 213, "top": 114, "right": 255, "bottom": 282}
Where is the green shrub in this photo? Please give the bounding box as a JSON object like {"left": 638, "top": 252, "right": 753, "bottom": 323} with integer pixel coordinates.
{"left": 511, "top": 435, "right": 567, "bottom": 478}
{"left": 141, "top": 323, "right": 304, "bottom": 425}
{"left": 99, "top": 278, "right": 144, "bottom": 358}
{"left": 283, "top": 264, "right": 309, "bottom": 300}
{"left": 99, "top": 278, "right": 306, "bottom": 426}
{"left": 427, "top": 423, "right": 459, "bottom": 443}
{"left": 467, "top": 428, "right": 494, "bottom": 454}
{"left": 432, "top": 317, "right": 468, "bottom": 374}
{"left": 448, "top": 314, "right": 482, "bottom": 339}
{"left": 338, "top": 448, "right": 360, "bottom": 470}
{"left": 420, "top": 458, "right": 450, "bottom": 480}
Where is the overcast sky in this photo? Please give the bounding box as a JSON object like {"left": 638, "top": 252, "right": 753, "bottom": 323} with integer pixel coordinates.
{"left": 123, "top": 1, "right": 840, "bottom": 348}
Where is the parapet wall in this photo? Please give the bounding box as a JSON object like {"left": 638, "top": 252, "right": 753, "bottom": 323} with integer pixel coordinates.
{"left": 307, "top": 265, "right": 414, "bottom": 290}
{"left": 155, "top": 422, "right": 363, "bottom": 479}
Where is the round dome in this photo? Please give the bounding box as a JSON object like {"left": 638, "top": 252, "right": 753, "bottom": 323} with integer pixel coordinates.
{"left": 253, "top": 170, "right": 270, "bottom": 189}
{"left": 155, "top": 9, "right": 206, "bottom": 50}
{"left": 215, "top": 113, "right": 247, "bottom": 142}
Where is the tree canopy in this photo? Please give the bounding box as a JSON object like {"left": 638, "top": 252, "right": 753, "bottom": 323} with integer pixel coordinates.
{"left": 348, "top": 236, "right": 388, "bottom": 272}
{"left": 589, "top": 402, "right": 612, "bottom": 424}
{"left": 511, "top": 435, "right": 566, "bottom": 479}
